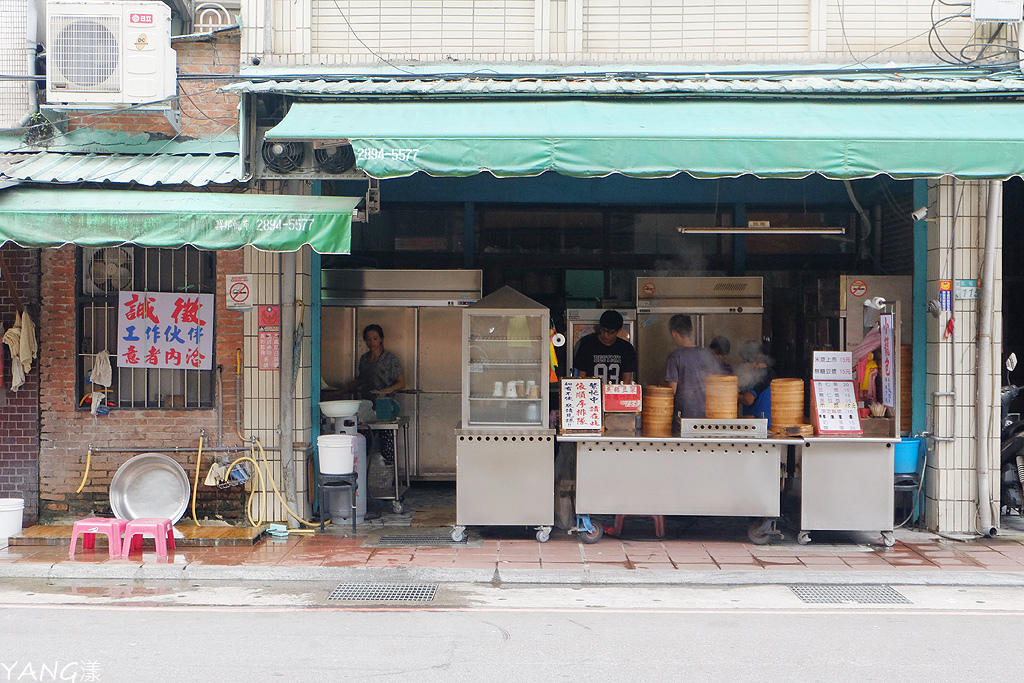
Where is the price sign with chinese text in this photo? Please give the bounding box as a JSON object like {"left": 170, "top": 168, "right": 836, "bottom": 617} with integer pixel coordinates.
{"left": 561, "top": 378, "right": 602, "bottom": 432}
{"left": 812, "top": 351, "right": 853, "bottom": 380}
{"left": 116, "top": 292, "right": 213, "bottom": 370}
{"left": 811, "top": 380, "right": 862, "bottom": 435}
{"left": 603, "top": 383, "right": 642, "bottom": 412}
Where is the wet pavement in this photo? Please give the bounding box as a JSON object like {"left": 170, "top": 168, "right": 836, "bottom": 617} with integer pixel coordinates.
{"left": 5, "top": 484, "right": 1024, "bottom": 584}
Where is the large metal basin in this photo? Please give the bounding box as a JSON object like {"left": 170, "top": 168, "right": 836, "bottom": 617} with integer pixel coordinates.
{"left": 109, "top": 453, "right": 191, "bottom": 523}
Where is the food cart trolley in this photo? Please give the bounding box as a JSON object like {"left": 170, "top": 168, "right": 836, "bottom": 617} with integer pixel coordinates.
{"left": 563, "top": 420, "right": 802, "bottom": 544}
{"left": 796, "top": 437, "right": 897, "bottom": 546}
{"left": 452, "top": 286, "right": 554, "bottom": 543}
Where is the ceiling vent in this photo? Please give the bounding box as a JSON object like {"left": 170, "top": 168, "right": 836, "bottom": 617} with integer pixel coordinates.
{"left": 46, "top": 0, "right": 177, "bottom": 105}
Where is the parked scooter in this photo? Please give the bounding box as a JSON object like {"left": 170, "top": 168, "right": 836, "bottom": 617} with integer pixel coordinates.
{"left": 1000, "top": 353, "right": 1024, "bottom": 514}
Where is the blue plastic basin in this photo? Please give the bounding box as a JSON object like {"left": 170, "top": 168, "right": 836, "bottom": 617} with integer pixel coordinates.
{"left": 893, "top": 437, "right": 921, "bottom": 474}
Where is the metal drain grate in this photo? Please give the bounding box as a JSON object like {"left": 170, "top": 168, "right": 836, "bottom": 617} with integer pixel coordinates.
{"left": 789, "top": 585, "right": 911, "bottom": 605}
{"left": 377, "top": 534, "right": 466, "bottom": 547}
{"left": 327, "top": 583, "right": 438, "bottom": 602}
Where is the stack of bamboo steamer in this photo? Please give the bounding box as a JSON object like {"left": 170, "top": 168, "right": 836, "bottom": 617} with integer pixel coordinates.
{"left": 705, "top": 375, "right": 738, "bottom": 419}
{"left": 641, "top": 385, "right": 675, "bottom": 437}
{"left": 770, "top": 378, "right": 808, "bottom": 436}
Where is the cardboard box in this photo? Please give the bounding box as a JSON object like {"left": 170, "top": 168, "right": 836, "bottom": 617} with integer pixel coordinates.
{"left": 860, "top": 416, "right": 895, "bottom": 438}
{"left": 603, "top": 412, "right": 639, "bottom": 436}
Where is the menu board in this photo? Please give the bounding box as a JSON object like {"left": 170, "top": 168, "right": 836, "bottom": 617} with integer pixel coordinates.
{"left": 811, "top": 380, "right": 863, "bottom": 435}
{"left": 561, "top": 378, "right": 602, "bottom": 432}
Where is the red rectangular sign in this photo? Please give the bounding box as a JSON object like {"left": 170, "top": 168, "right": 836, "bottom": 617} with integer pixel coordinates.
{"left": 603, "top": 384, "right": 642, "bottom": 412}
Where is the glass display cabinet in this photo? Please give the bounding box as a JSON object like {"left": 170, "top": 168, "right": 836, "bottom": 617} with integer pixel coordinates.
{"left": 454, "top": 286, "right": 554, "bottom": 542}
{"left": 462, "top": 287, "right": 550, "bottom": 428}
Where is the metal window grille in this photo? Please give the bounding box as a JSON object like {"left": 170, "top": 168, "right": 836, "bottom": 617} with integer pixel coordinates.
{"left": 76, "top": 246, "right": 216, "bottom": 409}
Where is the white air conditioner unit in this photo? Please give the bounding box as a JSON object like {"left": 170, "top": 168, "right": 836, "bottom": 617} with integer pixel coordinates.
{"left": 971, "top": 0, "right": 1023, "bottom": 22}
{"left": 46, "top": 0, "right": 176, "bottom": 105}
{"left": 254, "top": 127, "right": 367, "bottom": 180}
{"left": 82, "top": 246, "right": 134, "bottom": 295}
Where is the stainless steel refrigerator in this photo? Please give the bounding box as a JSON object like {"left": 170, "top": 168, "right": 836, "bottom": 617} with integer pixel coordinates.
{"left": 320, "top": 269, "right": 482, "bottom": 479}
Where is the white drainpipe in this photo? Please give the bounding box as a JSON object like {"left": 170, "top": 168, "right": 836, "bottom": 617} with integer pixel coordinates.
{"left": 976, "top": 180, "right": 1001, "bottom": 536}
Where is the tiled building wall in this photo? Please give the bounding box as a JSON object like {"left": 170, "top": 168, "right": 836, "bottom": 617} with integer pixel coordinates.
{"left": 0, "top": 246, "right": 41, "bottom": 525}
{"left": 246, "top": 0, "right": 977, "bottom": 65}
{"left": 240, "top": 183, "right": 316, "bottom": 524}
{"left": 37, "top": 246, "right": 248, "bottom": 522}
{"left": 924, "top": 178, "right": 1002, "bottom": 535}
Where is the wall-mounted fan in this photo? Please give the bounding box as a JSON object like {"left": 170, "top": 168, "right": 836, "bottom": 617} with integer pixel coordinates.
{"left": 261, "top": 140, "right": 305, "bottom": 174}
{"left": 314, "top": 145, "right": 356, "bottom": 173}
{"left": 84, "top": 246, "right": 133, "bottom": 294}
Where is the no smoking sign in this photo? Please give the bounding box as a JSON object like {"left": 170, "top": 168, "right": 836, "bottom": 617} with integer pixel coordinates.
{"left": 226, "top": 274, "right": 253, "bottom": 311}
{"left": 849, "top": 279, "right": 867, "bottom": 298}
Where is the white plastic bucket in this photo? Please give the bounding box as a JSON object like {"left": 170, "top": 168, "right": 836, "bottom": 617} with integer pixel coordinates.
{"left": 318, "top": 435, "right": 357, "bottom": 474}
{"left": 0, "top": 498, "right": 25, "bottom": 541}
{"left": 321, "top": 434, "right": 367, "bottom": 524}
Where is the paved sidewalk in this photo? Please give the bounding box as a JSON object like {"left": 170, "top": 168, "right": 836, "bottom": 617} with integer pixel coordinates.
{"left": 6, "top": 519, "right": 1024, "bottom": 586}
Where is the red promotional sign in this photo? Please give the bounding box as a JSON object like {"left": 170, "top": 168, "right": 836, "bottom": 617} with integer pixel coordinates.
{"left": 603, "top": 384, "right": 642, "bottom": 412}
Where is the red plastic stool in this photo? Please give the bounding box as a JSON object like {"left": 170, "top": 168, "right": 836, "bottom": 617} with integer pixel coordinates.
{"left": 69, "top": 517, "right": 130, "bottom": 558}
{"left": 121, "top": 518, "right": 175, "bottom": 557}
{"left": 612, "top": 515, "right": 666, "bottom": 539}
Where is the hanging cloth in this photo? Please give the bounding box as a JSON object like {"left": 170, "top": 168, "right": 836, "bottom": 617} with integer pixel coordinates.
{"left": 3, "top": 311, "right": 24, "bottom": 391}
{"left": 90, "top": 349, "right": 112, "bottom": 388}
{"left": 18, "top": 309, "right": 36, "bottom": 374}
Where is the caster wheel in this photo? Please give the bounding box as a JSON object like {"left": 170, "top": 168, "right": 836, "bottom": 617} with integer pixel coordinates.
{"left": 536, "top": 527, "right": 551, "bottom": 543}
{"left": 797, "top": 531, "right": 811, "bottom": 545}
{"left": 580, "top": 524, "right": 603, "bottom": 544}
{"left": 392, "top": 500, "right": 405, "bottom": 514}
{"left": 881, "top": 531, "right": 895, "bottom": 548}
{"left": 450, "top": 526, "right": 466, "bottom": 543}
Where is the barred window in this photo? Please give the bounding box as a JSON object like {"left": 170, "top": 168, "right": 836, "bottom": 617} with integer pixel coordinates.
{"left": 76, "top": 246, "right": 216, "bottom": 410}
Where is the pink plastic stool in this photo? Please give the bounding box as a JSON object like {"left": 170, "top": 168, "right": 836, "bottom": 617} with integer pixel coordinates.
{"left": 69, "top": 517, "right": 130, "bottom": 558}
{"left": 121, "top": 518, "right": 176, "bottom": 557}
{"left": 612, "top": 514, "right": 666, "bottom": 539}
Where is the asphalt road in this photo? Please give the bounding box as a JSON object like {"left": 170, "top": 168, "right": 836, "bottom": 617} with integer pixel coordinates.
{"left": 0, "top": 580, "right": 1018, "bottom": 682}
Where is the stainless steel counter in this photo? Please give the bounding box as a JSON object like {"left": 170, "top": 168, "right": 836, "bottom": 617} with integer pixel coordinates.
{"left": 453, "top": 426, "right": 556, "bottom": 542}
{"left": 558, "top": 434, "right": 899, "bottom": 546}
{"left": 797, "top": 437, "right": 898, "bottom": 546}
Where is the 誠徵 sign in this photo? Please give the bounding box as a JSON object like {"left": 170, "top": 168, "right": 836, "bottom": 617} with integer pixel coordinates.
{"left": 116, "top": 292, "right": 214, "bottom": 370}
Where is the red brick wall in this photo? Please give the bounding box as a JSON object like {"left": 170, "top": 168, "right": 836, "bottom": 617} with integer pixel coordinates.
{"left": 66, "top": 32, "right": 241, "bottom": 139}
{"left": 0, "top": 246, "right": 41, "bottom": 525}
{"left": 38, "top": 246, "right": 247, "bottom": 522}
{"left": 175, "top": 34, "right": 241, "bottom": 138}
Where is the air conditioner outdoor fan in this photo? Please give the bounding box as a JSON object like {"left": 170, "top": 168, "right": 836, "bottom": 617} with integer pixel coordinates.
{"left": 315, "top": 145, "right": 356, "bottom": 173}
{"left": 261, "top": 140, "right": 305, "bottom": 174}
{"left": 86, "top": 247, "right": 133, "bottom": 293}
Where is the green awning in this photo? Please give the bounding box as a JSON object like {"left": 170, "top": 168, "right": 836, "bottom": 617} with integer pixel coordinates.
{"left": 265, "top": 99, "right": 1024, "bottom": 180}
{"left": 0, "top": 188, "right": 360, "bottom": 252}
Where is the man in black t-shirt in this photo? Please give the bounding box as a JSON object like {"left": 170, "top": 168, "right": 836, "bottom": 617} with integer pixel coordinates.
{"left": 573, "top": 310, "right": 637, "bottom": 384}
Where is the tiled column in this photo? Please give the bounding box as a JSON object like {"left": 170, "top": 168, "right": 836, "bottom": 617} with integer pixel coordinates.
{"left": 924, "top": 178, "right": 1002, "bottom": 535}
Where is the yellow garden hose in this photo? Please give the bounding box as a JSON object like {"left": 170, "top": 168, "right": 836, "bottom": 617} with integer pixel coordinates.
{"left": 191, "top": 433, "right": 205, "bottom": 526}
{"left": 75, "top": 446, "right": 93, "bottom": 494}
{"left": 223, "top": 453, "right": 266, "bottom": 527}
{"left": 252, "top": 437, "right": 318, "bottom": 528}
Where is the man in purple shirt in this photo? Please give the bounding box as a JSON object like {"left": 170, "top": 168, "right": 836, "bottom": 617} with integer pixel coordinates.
{"left": 664, "top": 314, "right": 721, "bottom": 432}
